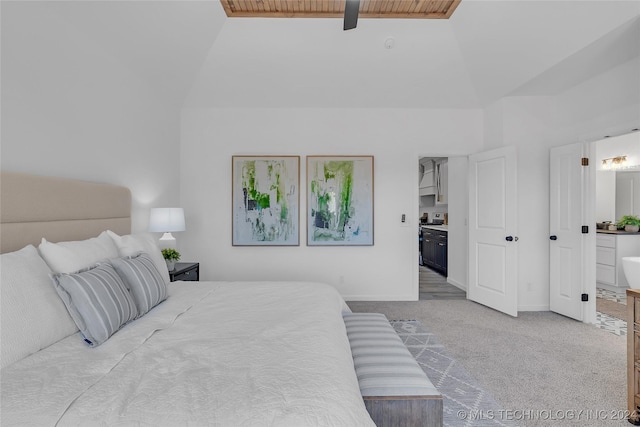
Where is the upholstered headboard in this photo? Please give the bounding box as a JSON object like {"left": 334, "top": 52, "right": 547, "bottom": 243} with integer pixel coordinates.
{"left": 1, "top": 172, "right": 131, "bottom": 254}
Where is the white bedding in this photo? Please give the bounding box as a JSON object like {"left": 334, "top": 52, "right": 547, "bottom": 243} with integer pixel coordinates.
{"left": 1, "top": 281, "right": 374, "bottom": 427}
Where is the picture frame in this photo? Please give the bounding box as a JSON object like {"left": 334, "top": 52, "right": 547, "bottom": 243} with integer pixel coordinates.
{"left": 232, "top": 156, "right": 300, "bottom": 246}
{"left": 307, "top": 156, "right": 374, "bottom": 246}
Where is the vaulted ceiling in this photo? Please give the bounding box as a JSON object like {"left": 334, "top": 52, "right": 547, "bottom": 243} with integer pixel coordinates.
{"left": 11, "top": 0, "right": 639, "bottom": 109}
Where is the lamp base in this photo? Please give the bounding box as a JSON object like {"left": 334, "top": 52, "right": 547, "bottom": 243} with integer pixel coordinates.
{"left": 158, "top": 232, "right": 177, "bottom": 250}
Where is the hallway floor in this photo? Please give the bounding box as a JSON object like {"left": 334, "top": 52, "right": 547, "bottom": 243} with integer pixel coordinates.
{"left": 419, "top": 265, "right": 466, "bottom": 300}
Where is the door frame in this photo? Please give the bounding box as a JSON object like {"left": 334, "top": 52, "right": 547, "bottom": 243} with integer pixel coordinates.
{"left": 584, "top": 143, "right": 597, "bottom": 324}
{"left": 583, "top": 141, "right": 597, "bottom": 324}
{"left": 415, "top": 153, "right": 467, "bottom": 301}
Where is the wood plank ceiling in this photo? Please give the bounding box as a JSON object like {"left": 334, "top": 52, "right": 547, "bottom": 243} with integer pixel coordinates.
{"left": 220, "top": 0, "right": 461, "bottom": 19}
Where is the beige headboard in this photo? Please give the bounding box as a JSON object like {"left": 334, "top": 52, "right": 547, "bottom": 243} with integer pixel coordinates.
{"left": 1, "top": 171, "right": 131, "bottom": 254}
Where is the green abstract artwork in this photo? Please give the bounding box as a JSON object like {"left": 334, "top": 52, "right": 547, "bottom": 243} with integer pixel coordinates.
{"left": 307, "top": 156, "right": 374, "bottom": 246}
{"left": 232, "top": 156, "right": 299, "bottom": 246}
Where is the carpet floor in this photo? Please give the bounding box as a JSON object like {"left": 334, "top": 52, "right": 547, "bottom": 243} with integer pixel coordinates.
{"left": 348, "top": 299, "right": 628, "bottom": 426}
{"left": 392, "top": 319, "right": 515, "bottom": 426}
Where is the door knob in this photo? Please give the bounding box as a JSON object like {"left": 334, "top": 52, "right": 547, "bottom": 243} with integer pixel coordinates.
{"left": 506, "top": 236, "right": 513, "bottom": 241}
{"left": 550, "top": 235, "right": 557, "bottom": 240}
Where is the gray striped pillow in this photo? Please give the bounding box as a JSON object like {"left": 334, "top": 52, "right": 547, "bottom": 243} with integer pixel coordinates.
{"left": 110, "top": 252, "right": 167, "bottom": 317}
{"left": 52, "top": 263, "right": 138, "bottom": 347}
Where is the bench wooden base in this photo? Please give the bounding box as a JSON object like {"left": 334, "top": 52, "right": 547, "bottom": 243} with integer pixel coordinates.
{"left": 364, "top": 395, "right": 443, "bottom": 427}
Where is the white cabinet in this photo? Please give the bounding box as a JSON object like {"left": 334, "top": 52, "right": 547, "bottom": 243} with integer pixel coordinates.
{"left": 596, "top": 233, "right": 640, "bottom": 289}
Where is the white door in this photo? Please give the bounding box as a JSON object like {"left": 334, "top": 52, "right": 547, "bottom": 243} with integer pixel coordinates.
{"left": 549, "top": 143, "right": 586, "bottom": 321}
{"left": 468, "top": 146, "right": 518, "bottom": 317}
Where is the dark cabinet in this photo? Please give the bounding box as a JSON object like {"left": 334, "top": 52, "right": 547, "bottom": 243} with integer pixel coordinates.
{"left": 421, "top": 228, "right": 447, "bottom": 276}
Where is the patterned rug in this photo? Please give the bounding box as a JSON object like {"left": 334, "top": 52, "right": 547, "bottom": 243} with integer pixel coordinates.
{"left": 595, "top": 289, "right": 628, "bottom": 336}
{"left": 390, "top": 320, "right": 515, "bottom": 427}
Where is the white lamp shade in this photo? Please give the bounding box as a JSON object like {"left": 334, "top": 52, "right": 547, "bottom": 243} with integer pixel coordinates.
{"left": 149, "top": 208, "right": 186, "bottom": 232}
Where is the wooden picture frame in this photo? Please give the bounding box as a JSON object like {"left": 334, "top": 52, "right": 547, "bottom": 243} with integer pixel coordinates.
{"left": 232, "top": 156, "right": 300, "bottom": 246}
{"left": 307, "top": 156, "right": 374, "bottom": 246}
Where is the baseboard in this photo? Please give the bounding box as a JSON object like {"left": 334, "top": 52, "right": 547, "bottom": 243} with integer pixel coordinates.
{"left": 344, "top": 295, "right": 418, "bottom": 302}
{"left": 446, "top": 278, "right": 467, "bottom": 291}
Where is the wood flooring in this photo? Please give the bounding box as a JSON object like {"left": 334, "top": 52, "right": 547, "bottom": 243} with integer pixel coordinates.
{"left": 419, "top": 265, "right": 466, "bottom": 300}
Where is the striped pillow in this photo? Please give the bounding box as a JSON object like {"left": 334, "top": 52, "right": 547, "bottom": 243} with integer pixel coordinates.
{"left": 110, "top": 252, "right": 167, "bottom": 317}
{"left": 52, "top": 263, "right": 138, "bottom": 347}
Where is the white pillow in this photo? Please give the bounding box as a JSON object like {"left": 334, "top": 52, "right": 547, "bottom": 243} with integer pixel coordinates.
{"left": 106, "top": 230, "right": 170, "bottom": 285}
{"left": 38, "top": 231, "right": 119, "bottom": 274}
{"left": 1, "top": 245, "right": 78, "bottom": 368}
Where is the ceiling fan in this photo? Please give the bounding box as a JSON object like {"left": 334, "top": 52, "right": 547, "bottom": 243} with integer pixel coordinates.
{"left": 344, "top": 0, "right": 360, "bottom": 31}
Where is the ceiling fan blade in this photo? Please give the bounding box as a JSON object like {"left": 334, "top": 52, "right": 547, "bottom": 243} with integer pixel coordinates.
{"left": 344, "top": 0, "right": 360, "bottom": 31}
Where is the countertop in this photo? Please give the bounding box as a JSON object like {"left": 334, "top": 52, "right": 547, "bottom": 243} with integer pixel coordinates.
{"left": 421, "top": 225, "right": 448, "bottom": 232}
{"left": 597, "top": 229, "right": 640, "bottom": 235}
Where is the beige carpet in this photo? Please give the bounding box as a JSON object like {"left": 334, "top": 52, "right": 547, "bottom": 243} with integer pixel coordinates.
{"left": 597, "top": 298, "right": 627, "bottom": 321}
{"left": 347, "top": 299, "right": 627, "bottom": 427}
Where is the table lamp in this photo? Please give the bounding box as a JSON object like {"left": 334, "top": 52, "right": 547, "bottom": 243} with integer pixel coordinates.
{"left": 149, "top": 208, "right": 185, "bottom": 249}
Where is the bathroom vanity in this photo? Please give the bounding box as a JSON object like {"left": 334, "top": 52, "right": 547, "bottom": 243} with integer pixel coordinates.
{"left": 596, "top": 231, "right": 640, "bottom": 291}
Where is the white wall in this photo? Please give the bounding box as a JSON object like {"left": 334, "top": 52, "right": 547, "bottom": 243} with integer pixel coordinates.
{"left": 180, "top": 108, "right": 483, "bottom": 300}
{"left": 1, "top": 2, "right": 182, "bottom": 232}
{"left": 483, "top": 56, "right": 640, "bottom": 311}
{"left": 3, "top": 2, "right": 636, "bottom": 307}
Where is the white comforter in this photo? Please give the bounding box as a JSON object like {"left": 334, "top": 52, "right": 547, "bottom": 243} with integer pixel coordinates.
{"left": 1, "top": 281, "right": 374, "bottom": 426}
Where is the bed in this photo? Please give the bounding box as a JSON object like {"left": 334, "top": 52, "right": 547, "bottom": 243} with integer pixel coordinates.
{"left": 0, "top": 171, "right": 375, "bottom": 426}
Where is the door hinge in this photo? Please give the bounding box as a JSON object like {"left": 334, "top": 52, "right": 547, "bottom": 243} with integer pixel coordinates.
{"left": 581, "top": 293, "right": 589, "bottom": 302}
{"left": 581, "top": 157, "right": 589, "bottom": 166}
{"left": 581, "top": 225, "right": 589, "bottom": 234}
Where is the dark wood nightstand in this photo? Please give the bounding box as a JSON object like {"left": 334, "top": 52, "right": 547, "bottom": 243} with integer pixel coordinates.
{"left": 169, "top": 262, "right": 199, "bottom": 282}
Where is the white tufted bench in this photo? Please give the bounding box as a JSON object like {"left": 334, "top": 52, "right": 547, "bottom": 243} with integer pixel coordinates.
{"left": 343, "top": 313, "right": 443, "bottom": 427}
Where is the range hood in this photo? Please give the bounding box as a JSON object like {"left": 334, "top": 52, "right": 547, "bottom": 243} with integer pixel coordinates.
{"left": 419, "top": 178, "right": 436, "bottom": 196}
{"left": 419, "top": 161, "right": 436, "bottom": 196}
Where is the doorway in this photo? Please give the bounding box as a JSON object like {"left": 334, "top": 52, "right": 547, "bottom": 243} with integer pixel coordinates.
{"left": 418, "top": 156, "right": 467, "bottom": 300}
{"left": 593, "top": 131, "right": 640, "bottom": 334}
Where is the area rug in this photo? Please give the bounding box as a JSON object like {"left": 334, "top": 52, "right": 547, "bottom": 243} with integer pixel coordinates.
{"left": 596, "top": 297, "right": 627, "bottom": 321}
{"left": 390, "top": 320, "right": 515, "bottom": 427}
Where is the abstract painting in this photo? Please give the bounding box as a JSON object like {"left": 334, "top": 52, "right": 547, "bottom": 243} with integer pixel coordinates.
{"left": 232, "top": 156, "right": 300, "bottom": 246}
{"left": 307, "top": 156, "right": 374, "bottom": 246}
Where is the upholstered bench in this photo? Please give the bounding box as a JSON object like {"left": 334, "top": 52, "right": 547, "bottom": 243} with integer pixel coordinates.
{"left": 343, "top": 313, "right": 443, "bottom": 427}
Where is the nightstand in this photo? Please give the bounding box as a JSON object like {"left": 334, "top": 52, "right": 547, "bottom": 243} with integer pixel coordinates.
{"left": 169, "top": 262, "right": 199, "bottom": 282}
